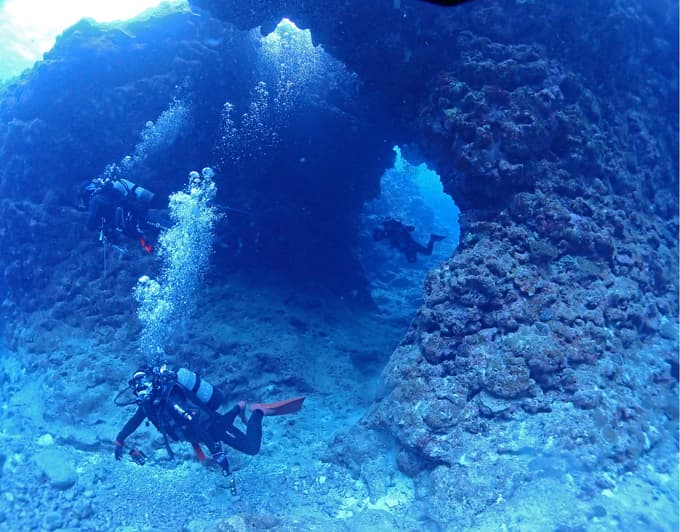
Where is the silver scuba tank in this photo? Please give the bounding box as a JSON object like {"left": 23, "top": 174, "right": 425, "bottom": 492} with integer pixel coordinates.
{"left": 113, "top": 178, "right": 155, "bottom": 205}
{"left": 176, "top": 368, "right": 222, "bottom": 410}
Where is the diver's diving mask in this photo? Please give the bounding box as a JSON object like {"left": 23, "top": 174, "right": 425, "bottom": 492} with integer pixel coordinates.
{"left": 129, "top": 370, "right": 155, "bottom": 398}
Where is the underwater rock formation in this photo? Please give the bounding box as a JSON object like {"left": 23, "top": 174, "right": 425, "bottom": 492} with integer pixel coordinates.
{"left": 185, "top": 0, "right": 677, "bottom": 524}
{"left": 0, "top": 9, "right": 389, "bottom": 332}
{"left": 360, "top": 4, "right": 678, "bottom": 525}
{"left": 0, "top": 0, "right": 677, "bottom": 529}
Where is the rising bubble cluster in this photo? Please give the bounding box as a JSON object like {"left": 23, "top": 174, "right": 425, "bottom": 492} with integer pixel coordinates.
{"left": 134, "top": 167, "right": 218, "bottom": 357}
{"left": 215, "top": 19, "right": 356, "bottom": 170}
{"left": 215, "top": 82, "right": 274, "bottom": 166}
{"left": 103, "top": 98, "right": 190, "bottom": 181}
{"left": 259, "top": 18, "right": 324, "bottom": 116}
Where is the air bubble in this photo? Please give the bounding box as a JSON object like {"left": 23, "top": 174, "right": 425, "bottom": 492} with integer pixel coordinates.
{"left": 134, "top": 169, "right": 219, "bottom": 356}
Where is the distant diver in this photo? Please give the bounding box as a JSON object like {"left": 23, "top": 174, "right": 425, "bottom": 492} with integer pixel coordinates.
{"left": 373, "top": 218, "right": 446, "bottom": 263}
{"left": 113, "top": 363, "right": 305, "bottom": 475}
{"left": 77, "top": 176, "right": 160, "bottom": 252}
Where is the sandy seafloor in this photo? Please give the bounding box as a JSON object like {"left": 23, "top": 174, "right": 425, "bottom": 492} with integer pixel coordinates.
{"left": 0, "top": 269, "right": 677, "bottom": 531}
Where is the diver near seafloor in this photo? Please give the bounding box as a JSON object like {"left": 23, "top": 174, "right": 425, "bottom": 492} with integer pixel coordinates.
{"left": 373, "top": 218, "right": 446, "bottom": 263}
{"left": 113, "top": 364, "right": 305, "bottom": 475}
{"left": 76, "top": 176, "right": 161, "bottom": 253}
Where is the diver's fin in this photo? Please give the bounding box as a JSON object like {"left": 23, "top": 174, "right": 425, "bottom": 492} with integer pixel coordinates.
{"left": 250, "top": 396, "right": 305, "bottom": 416}
{"left": 192, "top": 442, "right": 206, "bottom": 461}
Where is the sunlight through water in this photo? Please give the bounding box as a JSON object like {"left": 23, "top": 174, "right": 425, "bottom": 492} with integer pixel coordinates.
{"left": 0, "top": 0, "right": 188, "bottom": 81}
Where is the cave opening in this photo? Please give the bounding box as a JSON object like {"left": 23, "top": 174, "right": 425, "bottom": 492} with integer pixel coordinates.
{"left": 359, "top": 146, "right": 460, "bottom": 322}
{"left": 209, "top": 17, "right": 393, "bottom": 302}
{"left": 207, "top": 17, "right": 461, "bottom": 313}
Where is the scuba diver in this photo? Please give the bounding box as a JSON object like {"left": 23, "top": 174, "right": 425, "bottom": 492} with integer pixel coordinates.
{"left": 373, "top": 218, "right": 446, "bottom": 263}
{"left": 113, "top": 364, "right": 305, "bottom": 475}
{"left": 77, "top": 176, "right": 158, "bottom": 251}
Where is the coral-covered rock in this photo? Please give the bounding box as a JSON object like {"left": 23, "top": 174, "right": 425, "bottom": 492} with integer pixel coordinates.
{"left": 0, "top": 1, "right": 676, "bottom": 529}
{"left": 362, "top": 4, "right": 677, "bottom": 520}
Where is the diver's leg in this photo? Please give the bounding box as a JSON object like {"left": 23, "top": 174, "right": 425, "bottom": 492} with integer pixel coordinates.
{"left": 220, "top": 409, "right": 263, "bottom": 456}
{"left": 424, "top": 234, "right": 446, "bottom": 255}
{"left": 145, "top": 209, "right": 172, "bottom": 231}
{"left": 114, "top": 206, "right": 125, "bottom": 231}
{"left": 424, "top": 236, "right": 435, "bottom": 256}
{"left": 408, "top": 237, "right": 430, "bottom": 260}
{"left": 87, "top": 195, "right": 108, "bottom": 231}
{"left": 209, "top": 405, "right": 238, "bottom": 436}
{"left": 209, "top": 443, "right": 230, "bottom": 473}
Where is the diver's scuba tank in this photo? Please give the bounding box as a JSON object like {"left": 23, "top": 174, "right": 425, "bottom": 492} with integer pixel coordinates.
{"left": 176, "top": 368, "right": 223, "bottom": 410}
{"left": 111, "top": 178, "right": 155, "bottom": 205}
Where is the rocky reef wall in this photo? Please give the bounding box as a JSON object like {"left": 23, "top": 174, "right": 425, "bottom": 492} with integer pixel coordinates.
{"left": 184, "top": 0, "right": 677, "bottom": 524}
{"left": 366, "top": 3, "right": 678, "bottom": 525}
{"left": 0, "top": 0, "right": 676, "bottom": 527}
{"left": 0, "top": 12, "right": 245, "bottom": 349}
{"left": 363, "top": 26, "right": 678, "bottom": 521}
{"left": 0, "top": 8, "right": 390, "bottom": 338}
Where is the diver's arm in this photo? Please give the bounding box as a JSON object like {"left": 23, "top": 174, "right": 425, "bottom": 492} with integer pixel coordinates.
{"left": 115, "top": 407, "right": 146, "bottom": 443}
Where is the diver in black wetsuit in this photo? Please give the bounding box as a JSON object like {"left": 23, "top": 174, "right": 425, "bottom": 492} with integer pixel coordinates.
{"left": 373, "top": 218, "right": 446, "bottom": 263}
{"left": 77, "top": 177, "right": 156, "bottom": 244}
{"left": 113, "top": 364, "right": 304, "bottom": 474}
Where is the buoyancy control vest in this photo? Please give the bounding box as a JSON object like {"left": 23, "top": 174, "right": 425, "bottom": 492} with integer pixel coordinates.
{"left": 155, "top": 368, "right": 223, "bottom": 445}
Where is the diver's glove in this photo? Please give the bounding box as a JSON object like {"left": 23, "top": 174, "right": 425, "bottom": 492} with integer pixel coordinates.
{"left": 212, "top": 451, "right": 230, "bottom": 475}
{"left": 114, "top": 439, "right": 124, "bottom": 461}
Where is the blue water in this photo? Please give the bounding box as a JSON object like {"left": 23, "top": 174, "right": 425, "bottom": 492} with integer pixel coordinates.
{"left": 0, "top": 1, "right": 677, "bottom": 530}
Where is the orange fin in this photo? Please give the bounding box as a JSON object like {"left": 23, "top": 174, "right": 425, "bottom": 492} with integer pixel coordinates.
{"left": 192, "top": 443, "right": 206, "bottom": 461}
{"left": 250, "top": 396, "right": 305, "bottom": 416}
